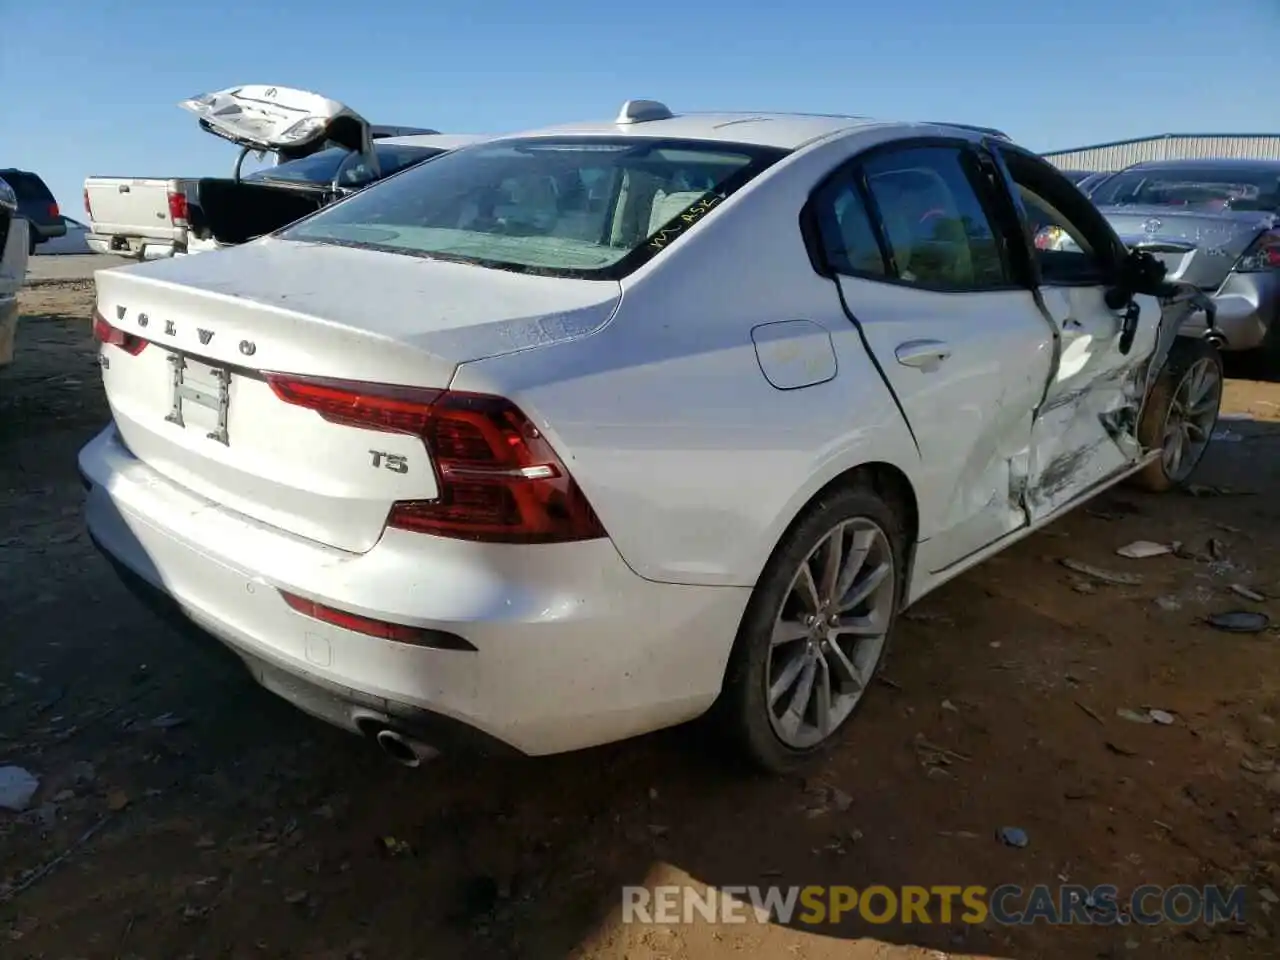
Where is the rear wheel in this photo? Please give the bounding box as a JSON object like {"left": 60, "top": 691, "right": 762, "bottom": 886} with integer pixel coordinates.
{"left": 28, "top": 232, "right": 36, "bottom": 256}
{"left": 719, "top": 482, "right": 904, "bottom": 774}
{"left": 1129, "top": 338, "right": 1223, "bottom": 493}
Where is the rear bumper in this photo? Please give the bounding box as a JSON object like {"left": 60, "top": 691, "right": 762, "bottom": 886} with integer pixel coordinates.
{"left": 31, "top": 220, "right": 67, "bottom": 241}
{"left": 86, "top": 233, "right": 182, "bottom": 259}
{"left": 89, "top": 538, "right": 523, "bottom": 757}
{"left": 0, "top": 295, "right": 17, "bottom": 368}
{"left": 1184, "top": 271, "right": 1280, "bottom": 351}
{"left": 79, "top": 426, "right": 748, "bottom": 756}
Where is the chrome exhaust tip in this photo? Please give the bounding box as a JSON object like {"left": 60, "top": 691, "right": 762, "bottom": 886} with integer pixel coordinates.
{"left": 373, "top": 728, "right": 437, "bottom": 767}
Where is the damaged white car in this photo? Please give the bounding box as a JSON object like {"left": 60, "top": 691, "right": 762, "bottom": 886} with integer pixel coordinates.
{"left": 81, "top": 102, "right": 1223, "bottom": 773}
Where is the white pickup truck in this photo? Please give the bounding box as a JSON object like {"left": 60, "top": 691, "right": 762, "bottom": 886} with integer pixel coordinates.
{"left": 84, "top": 85, "right": 443, "bottom": 260}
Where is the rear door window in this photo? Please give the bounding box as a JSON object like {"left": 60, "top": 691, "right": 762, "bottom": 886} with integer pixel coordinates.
{"left": 860, "top": 145, "right": 1012, "bottom": 290}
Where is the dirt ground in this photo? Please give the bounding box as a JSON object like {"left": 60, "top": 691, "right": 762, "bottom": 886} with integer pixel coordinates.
{"left": 3, "top": 273, "right": 1280, "bottom": 960}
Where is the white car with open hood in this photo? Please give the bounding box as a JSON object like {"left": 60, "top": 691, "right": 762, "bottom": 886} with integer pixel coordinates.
{"left": 80, "top": 100, "right": 1224, "bottom": 772}
{"left": 84, "top": 84, "right": 458, "bottom": 260}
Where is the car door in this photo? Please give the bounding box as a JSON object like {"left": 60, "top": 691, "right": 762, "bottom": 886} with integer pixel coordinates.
{"left": 990, "top": 145, "right": 1163, "bottom": 520}
{"left": 810, "top": 141, "right": 1057, "bottom": 573}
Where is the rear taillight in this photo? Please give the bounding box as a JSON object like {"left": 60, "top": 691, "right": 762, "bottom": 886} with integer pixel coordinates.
{"left": 92, "top": 310, "right": 148, "bottom": 355}
{"left": 278, "top": 590, "right": 476, "bottom": 649}
{"left": 48, "top": 201, "right": 60, "bottom": 219}
{"left": 265, "top": 375, "right": 607, "bottom": 545}
{"left": 1236, "top": 229, "right": 1280, "bottom": 272}
{"left": 83, "top": 188, "right": 92, "bottom": 219}
{"left": 167, "top": 190, "right": 188, "bottom": 226}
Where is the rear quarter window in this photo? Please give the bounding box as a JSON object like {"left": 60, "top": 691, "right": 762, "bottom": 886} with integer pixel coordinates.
{"left": 0, "top": 172, "right": 54, "bottom": 203}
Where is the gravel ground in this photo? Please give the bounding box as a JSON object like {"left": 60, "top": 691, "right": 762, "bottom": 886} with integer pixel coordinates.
{"left": 3, "top": 279, "right": 1280, "bottom": 959}
{"left": 23, "top": 254, "right": 132, "bottom": 286}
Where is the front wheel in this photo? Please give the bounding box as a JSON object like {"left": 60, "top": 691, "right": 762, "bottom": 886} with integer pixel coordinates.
{"left": 718, "top": 482, "right": 904, "bottom": 774}
{"left": 1129, "top": 338, "right": 1224, "bottom": 493}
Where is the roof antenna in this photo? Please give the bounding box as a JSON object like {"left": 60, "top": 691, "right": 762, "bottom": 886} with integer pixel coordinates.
{"left": 615, "top": 100, "right": 674, "bottom": 125}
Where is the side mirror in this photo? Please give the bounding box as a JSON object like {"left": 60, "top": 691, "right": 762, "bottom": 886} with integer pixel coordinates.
{"left": 1105, "top": 248, "right": 1171, "bottom": 309}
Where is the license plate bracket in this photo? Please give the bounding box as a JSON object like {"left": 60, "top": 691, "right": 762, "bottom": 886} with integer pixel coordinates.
{"left": 165, "top": 352, "right": 231, "bottom": 445}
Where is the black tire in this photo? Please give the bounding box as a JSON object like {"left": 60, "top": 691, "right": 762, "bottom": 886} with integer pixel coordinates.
{"left": 28, "top": 232, "right": 36, "bottom": 256}
{"left": 717, "top": 479, "right": 905, "bottom": 774}
{"left": 1129, "top": 337, "right": 1224, "bottom": 493}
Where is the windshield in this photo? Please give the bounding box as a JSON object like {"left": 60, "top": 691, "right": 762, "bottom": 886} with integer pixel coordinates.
{"left": 280, "top": 136, "right": 787, "bottom": 279}
{"left": 1091, "top": 166, "right": 1280, "bottom": 212}
{"left": 247, "top": 143, "right": 444, "bottom": 188}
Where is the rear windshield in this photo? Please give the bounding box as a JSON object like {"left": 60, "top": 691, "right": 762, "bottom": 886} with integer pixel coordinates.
{"left": 0, "top": 170, "right": 54, "bottom": 203}
{"left": 280, "top": 137, "right": 787, "bottom": 279}
{"left": 1091, "top": 166, "right": 1280, "bottom": 212}
{"left": 247, "top": 144, "right": 444, "bottom": 189}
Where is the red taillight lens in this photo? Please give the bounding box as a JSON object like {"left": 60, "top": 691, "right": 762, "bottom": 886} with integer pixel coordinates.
{"left": 48, "top": 201, "right": 60, "bottom": 219}
{"left": 83, "top": 188, "right": 93, "bottom": 219}
{"left": 278, "top": 590, "right": 476, "bottom": 649}
{"left": 1236, "top": 229, "right": 1280, "bottom": 272}
{"left": 266, "top": 374, "right": 607, "bottom": 544}
{"left": 167, "top": 190, "right": 188, "bottom": 225}
{"left": 92, "top": 310, "right": 148, "bottom": 355}
{"left": 267, "top": 376, "right": 442, "bottom": 432}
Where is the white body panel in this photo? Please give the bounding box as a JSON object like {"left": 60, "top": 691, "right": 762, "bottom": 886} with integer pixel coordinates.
{"left": 81, "top": 109, "right": 1192, "bottom": 756}
{"left": 93, "top": 243, "right": 620, "bottom": 553}
{"left": 831, "top": 279, "right": 1052, "bottom": 571}
{"left": 0, "top": 214, "right": 29, "bottom": 368}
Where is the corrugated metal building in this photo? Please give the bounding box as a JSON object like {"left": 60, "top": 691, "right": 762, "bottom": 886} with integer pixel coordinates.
{"left": 1042, "top": 133, "right": 1280, "bottom": 172}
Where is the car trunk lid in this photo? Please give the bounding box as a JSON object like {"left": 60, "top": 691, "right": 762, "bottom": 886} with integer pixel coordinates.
{"left": 93, "top": 239, "right": 621, "bottom": 553}
{"left": 1098, "top": 205, "right": 1277, "bottom": 289}
{"left": 179, "top": 85, "right": 374, "bottom": 161}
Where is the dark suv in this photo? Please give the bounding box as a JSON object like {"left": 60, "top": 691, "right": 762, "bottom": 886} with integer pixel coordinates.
{"left": 0, "top": 169, "right": 64, "bottom": 254}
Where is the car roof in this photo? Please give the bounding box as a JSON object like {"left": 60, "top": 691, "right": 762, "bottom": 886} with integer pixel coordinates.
{"left": 505, "top": 113, "right": 885, "bottom": 150}
{"left": 489, "top": 102, "right": 1002, "bottom": 152}
{"left": 0, "top": 167, "right": 47, "bottom": 181}
{"left": 375, "top": 133, "right": 491, "bottom": 149}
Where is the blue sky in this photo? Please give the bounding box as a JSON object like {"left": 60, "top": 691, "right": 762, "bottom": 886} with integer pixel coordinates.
{"left": 3, "top": 0, "right": 1276, "bottom": 216}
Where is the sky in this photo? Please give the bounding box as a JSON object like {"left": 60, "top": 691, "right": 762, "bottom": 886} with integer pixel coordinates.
{"left": 2, "top": 0, "right": 1277, "bottom": 216}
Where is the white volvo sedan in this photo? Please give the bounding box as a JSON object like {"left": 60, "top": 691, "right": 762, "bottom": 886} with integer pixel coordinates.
{"left": 80, "top": 100, "right": 1224, "bottom": 772}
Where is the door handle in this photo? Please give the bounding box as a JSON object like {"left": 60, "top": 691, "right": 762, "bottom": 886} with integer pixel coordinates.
{"left": 895, "top": 339, "right": 952, "bottom": 370}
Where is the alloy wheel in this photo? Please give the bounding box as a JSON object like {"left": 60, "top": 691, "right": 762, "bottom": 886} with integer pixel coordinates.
{"left": 764, "top": 517, "right": 895, "bottom": 750}
{"left": 1160, "top": 355, "right": 1221, "bottom": 483}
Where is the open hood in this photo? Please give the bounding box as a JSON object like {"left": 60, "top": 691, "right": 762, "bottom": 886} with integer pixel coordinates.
{"left": 179, "top": 85, "right": 373, "bottom": 158}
